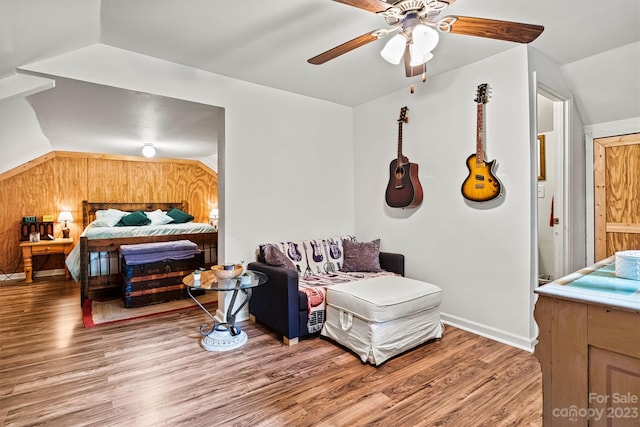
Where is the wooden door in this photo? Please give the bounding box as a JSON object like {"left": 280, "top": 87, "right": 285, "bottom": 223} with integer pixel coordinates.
{"left": 594, "top": 133, "right": 640, "bottom": 260}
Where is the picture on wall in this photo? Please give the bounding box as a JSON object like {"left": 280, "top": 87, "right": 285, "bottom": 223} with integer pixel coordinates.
{"left": 537, "top": 134, "right": 546, "bottom": 181}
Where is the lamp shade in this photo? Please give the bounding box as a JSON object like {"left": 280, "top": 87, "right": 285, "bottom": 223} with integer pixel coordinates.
{"left": 410, "top": 24, "right": 439, "bottom": 66}
{"left": 57, "top": 211, "right": 73, "bottom": 223}
{"left": 409, "top": 49, "right": 434, "bottom": 67}
{"left": 380, "top": 33, "right": 407, "bottom": 65}
{"left": 209, "top": 208, "right": 219, "bottom": 228}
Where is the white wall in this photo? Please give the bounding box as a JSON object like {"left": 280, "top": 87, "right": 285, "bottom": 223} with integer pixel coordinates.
{"left": 354, "top": 46, "right": 536, "bottom": 350}
{"left": 18, "top": 44, "right": 356, "bottom": 265}
{"left": 0, "top": 97, "right": 52, "bottom": 171}
{"left": 562, "top": 42, "right": 640, "bottom": 126}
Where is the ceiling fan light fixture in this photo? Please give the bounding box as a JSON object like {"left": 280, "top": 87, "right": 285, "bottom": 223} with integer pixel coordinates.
{"left": 408, "top": 24, "right": 438, "bottom": 67}
{"left": 380, "top": 33, "right": 407, "bottom": 65}
{"left": 412, "top": 24, "right": 439, "bottom": 53}
{"left": 409, "top": 48, "right": 433, "bottom": 66}
{"left": 142, "top": 144, "right": 156, "bottom": 158}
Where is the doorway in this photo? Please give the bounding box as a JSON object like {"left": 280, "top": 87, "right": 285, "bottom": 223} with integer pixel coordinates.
{"left": 536, "top": 91, "right": 567, "bottom": 284}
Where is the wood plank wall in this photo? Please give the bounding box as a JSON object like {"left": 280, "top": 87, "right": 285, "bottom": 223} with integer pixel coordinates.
{"left": 0, "top": 151, "right": 218, "bottom": 278}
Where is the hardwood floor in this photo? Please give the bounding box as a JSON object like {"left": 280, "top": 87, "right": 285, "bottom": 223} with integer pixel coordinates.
{"left": 0, "top": 276, "right": 542, "bottom": 426}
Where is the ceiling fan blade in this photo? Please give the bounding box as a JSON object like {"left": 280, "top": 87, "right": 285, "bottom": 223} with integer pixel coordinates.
{"left": 331, "top": 0, "right": 392, "bottom": 14}
{"left": 403, "top": 46, "right": 425, "bottom": 78}
{"left": 308, "top": 32, "right": 379, "bottom": 65}
{"left": 444, "top": 16, "right": 544, "bottom": 43}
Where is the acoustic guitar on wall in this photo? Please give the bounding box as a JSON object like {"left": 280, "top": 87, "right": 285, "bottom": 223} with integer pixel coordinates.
{"left": 461, "top": 83, "right": 503, "bottom": 202}
{"left": 385, "top": 106, "right": 423, "bottom": 208}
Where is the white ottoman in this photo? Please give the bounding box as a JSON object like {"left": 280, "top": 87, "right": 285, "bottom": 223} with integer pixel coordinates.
{"left": 321, "top": 276, "right": 443, "bottom": 365}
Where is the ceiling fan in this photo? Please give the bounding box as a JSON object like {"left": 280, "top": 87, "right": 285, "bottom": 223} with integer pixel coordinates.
{"left": 308, "top": 0, "right": 544, "bottom": 78}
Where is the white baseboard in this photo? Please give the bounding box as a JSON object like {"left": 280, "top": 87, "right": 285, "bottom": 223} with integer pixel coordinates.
{"left": 441, "top": 312, "right": 536, "bottom": 353}
{"left": 0, "top": 269, "right": 66, "bottom": 283}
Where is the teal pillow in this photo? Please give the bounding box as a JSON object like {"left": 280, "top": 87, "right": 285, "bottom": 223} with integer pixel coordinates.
{"left": 118, "top": 210, "right": 151, "bottom": 226}
{"left": 166, "top": 208, "right": 194, "bottom": 224}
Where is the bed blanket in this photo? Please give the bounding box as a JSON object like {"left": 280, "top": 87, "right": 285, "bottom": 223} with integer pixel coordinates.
{"left": 120, "top": 240, "right": 200, "bottom": 265}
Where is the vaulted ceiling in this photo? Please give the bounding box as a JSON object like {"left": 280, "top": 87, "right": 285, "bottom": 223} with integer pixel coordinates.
{"left": 1, "top": 0, "right": 639, "bottom": 164}
{"left": 99, "top": 0, "right": 640, "bottom": 108}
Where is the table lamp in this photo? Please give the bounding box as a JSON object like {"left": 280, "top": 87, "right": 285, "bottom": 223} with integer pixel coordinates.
{"left": 209, "top": 208, "right": 219, "bottom": 230}
{"left": 57, "top": 211, "right": 73, "bottom": 238}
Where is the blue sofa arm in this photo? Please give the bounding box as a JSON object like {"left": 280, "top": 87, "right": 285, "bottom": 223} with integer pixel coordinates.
{"left": 247, "top": 262, "right": 305, "bottom": 344}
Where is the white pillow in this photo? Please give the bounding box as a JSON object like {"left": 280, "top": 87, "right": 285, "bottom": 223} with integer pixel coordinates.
{"left": 145, "top": 209, "right": 174, "bottom": 226}
{"left": 93, "top": 209, "right": 128, "bottom": 227}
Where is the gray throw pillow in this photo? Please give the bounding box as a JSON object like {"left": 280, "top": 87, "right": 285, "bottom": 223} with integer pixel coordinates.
{"left": 263, "top": 244, "right": 296, "bottom": 270}
{"left": 340, "top": 239, "right": 382, "bottom": 272}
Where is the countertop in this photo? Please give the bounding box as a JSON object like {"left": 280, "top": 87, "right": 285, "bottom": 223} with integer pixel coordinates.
{"left": 535, "top": 256, "right": 640, "bottom": 312}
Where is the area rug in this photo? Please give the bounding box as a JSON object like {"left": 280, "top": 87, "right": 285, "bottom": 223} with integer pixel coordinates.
{"left": 83, "top": 293, "right": 218, "bottom": 328}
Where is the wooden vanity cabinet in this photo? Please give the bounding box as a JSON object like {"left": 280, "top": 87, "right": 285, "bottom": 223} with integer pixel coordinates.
{"left": 534, "top": 259, "right": 640, "bottom": 427}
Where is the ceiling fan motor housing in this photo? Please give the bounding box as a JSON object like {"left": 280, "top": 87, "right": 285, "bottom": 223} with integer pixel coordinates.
{"left": 383, "top": 0, "right": 451, "bottom": 27}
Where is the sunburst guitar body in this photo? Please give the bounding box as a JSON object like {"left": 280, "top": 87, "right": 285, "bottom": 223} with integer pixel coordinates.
{"left": 461, "top": 83, "right": 503, "bottom": 202}
{"left": 461, "top": 154, "right": 502, "bottom": 202}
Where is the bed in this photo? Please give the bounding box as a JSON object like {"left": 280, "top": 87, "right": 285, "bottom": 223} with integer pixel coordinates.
{"left": 67, "top": 201, "right": 218, "bottom": 305}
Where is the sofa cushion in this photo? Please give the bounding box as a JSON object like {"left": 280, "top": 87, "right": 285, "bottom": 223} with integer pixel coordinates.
{"left": 340, "top": 239, "right": 382, "bottom": 273}
{"left": 326, "top": 276, "right": 442, "bottom": 322}
{"left": 298, "top": 270, "right": 398, "bottom": 334}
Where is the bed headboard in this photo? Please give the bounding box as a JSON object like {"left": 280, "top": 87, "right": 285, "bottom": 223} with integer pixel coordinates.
{"left": 81, "top": 200, "right": 189, "bottom": 228}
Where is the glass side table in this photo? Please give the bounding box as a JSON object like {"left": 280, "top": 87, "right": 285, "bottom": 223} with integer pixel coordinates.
{"left": 183, "top": 269, "right": 268, "bottom": 351}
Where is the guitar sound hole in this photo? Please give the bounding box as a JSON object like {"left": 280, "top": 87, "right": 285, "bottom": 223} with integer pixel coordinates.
{"left": 395, "top": 167, "right": 405, "bottom": 179}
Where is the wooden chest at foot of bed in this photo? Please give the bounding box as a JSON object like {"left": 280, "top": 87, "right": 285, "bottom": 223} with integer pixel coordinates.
{"left": 121, "top": 252, "right": 204, "bottom": 308}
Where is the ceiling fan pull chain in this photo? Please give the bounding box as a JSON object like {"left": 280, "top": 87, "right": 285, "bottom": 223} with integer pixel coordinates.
{"left": 410, "top": 64, "right": 427, "bottom": 94}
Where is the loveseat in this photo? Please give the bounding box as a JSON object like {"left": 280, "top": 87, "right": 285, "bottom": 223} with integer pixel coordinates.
{"left": 248, "top": 235, "right": 405, "bottom": 345}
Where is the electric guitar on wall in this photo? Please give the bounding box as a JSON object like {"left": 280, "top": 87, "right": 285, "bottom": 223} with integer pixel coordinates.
{"left": 461, "top": 83, "right": 503, "bottom": 202}
{"left": 385, "top": 106, "right": 424, "bottom": 208}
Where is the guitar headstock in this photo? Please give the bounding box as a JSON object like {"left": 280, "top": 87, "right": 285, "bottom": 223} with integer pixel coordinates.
{"left": 398, "top": 106, "right": 409, "bottom": 124}
{"left": 474, "top": 83, "right": 491, "bottom": 105}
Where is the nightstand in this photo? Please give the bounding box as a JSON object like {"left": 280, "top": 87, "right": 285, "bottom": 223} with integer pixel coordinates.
{"left": 20, "top": 238, "right": 74, "bottom": 283}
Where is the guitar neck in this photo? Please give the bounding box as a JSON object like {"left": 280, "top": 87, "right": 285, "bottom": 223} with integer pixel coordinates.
{"left": 397, "top": 121, "right": 403, "bottom": 162}
{"left": 476, "top": 102, "right": 486, "bottom": 163}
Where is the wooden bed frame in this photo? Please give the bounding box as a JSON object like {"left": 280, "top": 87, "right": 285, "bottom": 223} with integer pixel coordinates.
{"left": 80, "top": 200, "right": 218, "bottom": 305}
